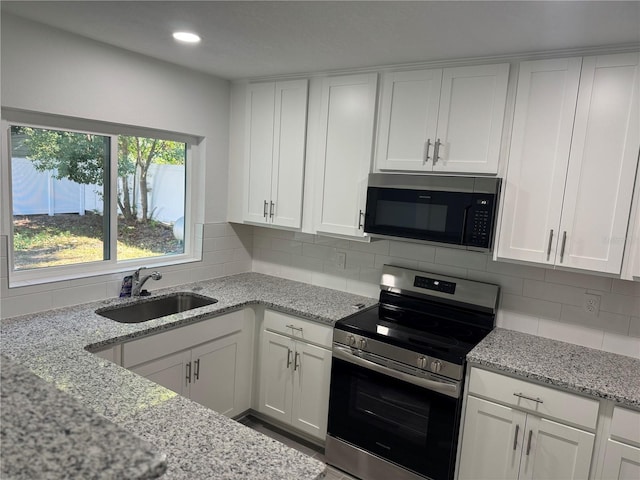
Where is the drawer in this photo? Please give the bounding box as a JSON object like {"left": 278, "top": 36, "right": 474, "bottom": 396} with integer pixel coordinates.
{"left": 264, "top": 310, "right": 332, "bottom": 349}
{"left": 468, "top": 367, "right": 600, "bottom": 430}
{"left": 123, "top": 310, "right": 244, "bottom": 368}
{"left": 611, "top": 406, "right": 640, "bottom": 446}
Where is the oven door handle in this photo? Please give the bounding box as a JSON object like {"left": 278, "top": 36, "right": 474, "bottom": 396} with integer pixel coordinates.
{"left": 333, "top": 345, "right": 461, "bottom": 399}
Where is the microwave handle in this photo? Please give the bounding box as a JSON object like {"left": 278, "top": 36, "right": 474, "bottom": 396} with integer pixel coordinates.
{"left": 461, "top": 206, "right": 470, "bottom": 244}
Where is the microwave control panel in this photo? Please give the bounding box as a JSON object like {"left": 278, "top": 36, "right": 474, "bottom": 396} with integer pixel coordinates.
{"left": 467, "top": 196, "right": 495, "bottom": 247}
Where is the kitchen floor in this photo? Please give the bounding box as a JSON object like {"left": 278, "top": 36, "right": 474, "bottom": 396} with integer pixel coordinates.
{"left": 237, "top": 415, "right": 358, "bottom": 480}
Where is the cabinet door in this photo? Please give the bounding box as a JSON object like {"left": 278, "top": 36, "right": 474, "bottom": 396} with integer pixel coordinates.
{"left": 559, "top": 52, "right": 640, "bottom": 273}
{"left": 291, "top": 341, "right": 332, "bottom": 440}
{"left": 496, "top": 58, "right": 582, "bottom": 265}
{"left": 258, "top": 330, "right": 293, "bottom": 424}
{"left": 271, "top": 79, "right": 308, "bottom": 228}
{"left": 458, "top": 396, "right": 525, "bottom": 480}
{"left": 375, "top": 69, "right": 442, "bottom": 171}
{"left": 434, "top": 63, "right": 509, "bottom": 173}
{"left": 315, "top": 73, "right": 378, "bottom": 237}
{"left": 244, "top": 82, "right": 275, "bottom": 224}
{"left": 519, "top": 416, "right": 595, "bottom": 480}
{"left": 190, "top": 333, "right": 241, "bottom": 417}
{"left": 130, "top": 350, "right": 190, "bottom": 397}
{"left": 601, "top": 440, "right": 640, "bottom": 480}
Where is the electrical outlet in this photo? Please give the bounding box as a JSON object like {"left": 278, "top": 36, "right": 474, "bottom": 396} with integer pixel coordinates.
{"left": 334, "top": 252, "right": 346, "bottom": 269}
{"left": 583, "top": 293, "right": 601, "bottom": 316}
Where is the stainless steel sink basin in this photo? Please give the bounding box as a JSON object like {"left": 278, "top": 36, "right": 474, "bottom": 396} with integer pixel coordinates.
{"left": 96, "top": 292, "right": 218, "bottom": 323}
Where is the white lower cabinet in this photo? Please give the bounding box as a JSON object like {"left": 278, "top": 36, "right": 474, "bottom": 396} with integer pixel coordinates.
{"left": 598, "top": 407, "right": 640, "bottom": 480}
{"left": 257, "top": 310, "right": 332, "bottom": 440}
{"left": 458, "top": 368, "right": 598, "bottom": 480}
{"left": 123, "top": 310, "right": 253, "bottom": 418}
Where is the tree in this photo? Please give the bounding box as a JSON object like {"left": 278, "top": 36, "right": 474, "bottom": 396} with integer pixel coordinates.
{"left": 14, "top": 126, "right": 185, "bottom": 224}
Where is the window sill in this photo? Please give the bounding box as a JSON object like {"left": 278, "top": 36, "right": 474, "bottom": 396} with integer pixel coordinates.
{"left": 7, "top": 253, "right": 202, "bottom": 289}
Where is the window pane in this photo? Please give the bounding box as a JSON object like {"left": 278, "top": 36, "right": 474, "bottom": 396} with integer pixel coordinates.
{"left": 116, "top": 136, "right": 186, "bottom": 260}
{"left": 10, "top": 126, "right": 110, "bottom": 270}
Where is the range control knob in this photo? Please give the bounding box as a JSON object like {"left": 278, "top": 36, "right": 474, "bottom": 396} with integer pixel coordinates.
{"left": 346, "top": 334, "right": 356, "bottom": 347}
{"left": 417, "top": 356, "right": 428, "bottom": 369}
{"left": 430, "top": 360, "right": 442, "bottom": 373}
{"left": 358, "top": 338, "right": 368, "bottom": 350}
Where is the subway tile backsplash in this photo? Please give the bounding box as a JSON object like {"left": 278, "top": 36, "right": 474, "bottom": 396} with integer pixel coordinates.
{"left": 251, "top": 225, "right": 640, "bottom": 358}
{"left": 1, "top": 223, "right": 638, "bottom": 359}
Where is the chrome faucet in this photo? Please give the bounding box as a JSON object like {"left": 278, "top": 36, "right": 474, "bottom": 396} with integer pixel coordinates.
{"left": 131, "top": 267, "right": 162, "bottom": 296}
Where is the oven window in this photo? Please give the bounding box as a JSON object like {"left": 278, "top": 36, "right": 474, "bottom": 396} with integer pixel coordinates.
{"left": 328, "top": 357, "right": 460, "bottom": 480}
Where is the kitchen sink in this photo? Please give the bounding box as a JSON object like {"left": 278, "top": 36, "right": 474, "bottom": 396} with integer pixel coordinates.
{"left": 96, "top": 292, "right": 218, "bottom": 323}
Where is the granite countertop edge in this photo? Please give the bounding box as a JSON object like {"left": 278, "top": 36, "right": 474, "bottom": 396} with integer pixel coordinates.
{"left": 467, "top": 328, "right": 640, "bottom": 410}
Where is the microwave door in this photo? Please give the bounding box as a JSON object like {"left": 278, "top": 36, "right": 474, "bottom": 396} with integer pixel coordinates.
{"left": 365, "top": 187, "right": 472, "bottom": 245}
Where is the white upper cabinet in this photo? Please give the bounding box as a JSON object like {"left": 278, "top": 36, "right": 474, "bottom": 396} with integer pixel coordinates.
{"left": 497, "top": 52, "right": 640, "bottom": 274}
{"left": 375, "top": 63, "right": 509, "bottom": 174}
{"left": 622, "top": 165, "right": 640, "bottom": 281}
{"left": 497, "top": 57, "right": 582, "bottom": 266}
{"left": 244, "top": 79, "right": 308, "bottom": 228}
{"left": 314, "top": 73, "right": 378, "bottom": 238}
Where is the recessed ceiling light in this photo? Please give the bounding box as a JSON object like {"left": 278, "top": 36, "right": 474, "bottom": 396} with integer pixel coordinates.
{"left": 173, "top": 32, "right": 201, "bottom": 44}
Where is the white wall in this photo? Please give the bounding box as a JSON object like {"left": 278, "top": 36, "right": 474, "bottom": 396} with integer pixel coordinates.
{"left": 251, "top": 226, "right": 640, "bottom": 358}
{"left": 0, "top": 14, "right": 253, "bottom": 317}
{"left": 1, "top": 13, "right": 230, "bottom": 223}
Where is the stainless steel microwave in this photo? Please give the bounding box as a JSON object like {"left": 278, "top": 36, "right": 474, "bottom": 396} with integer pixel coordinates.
{"left": 364, "top": 174, "right": 501, "bottom": 251}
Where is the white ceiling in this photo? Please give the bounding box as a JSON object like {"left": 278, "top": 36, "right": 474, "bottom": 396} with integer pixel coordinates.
{"left": 2, "top": 1, "right": 640, "bottom": 80}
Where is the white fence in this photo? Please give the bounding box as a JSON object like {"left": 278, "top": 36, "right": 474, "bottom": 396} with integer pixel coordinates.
{"left": 11, "top": 158, "right": 185, "bottom": 225}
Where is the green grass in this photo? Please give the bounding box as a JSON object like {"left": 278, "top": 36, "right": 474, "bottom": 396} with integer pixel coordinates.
{"left": 12, "top": 213, "right": 180, "bottom": 270}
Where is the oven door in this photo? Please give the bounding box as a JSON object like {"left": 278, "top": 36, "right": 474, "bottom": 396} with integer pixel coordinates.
{"left": 327, "top": 348, "right": 462, "bottom": 480}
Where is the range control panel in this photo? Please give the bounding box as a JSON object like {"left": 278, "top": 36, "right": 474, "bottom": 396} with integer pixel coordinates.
{"left": 414, "top": 275, "right": 456, "bottom": 294}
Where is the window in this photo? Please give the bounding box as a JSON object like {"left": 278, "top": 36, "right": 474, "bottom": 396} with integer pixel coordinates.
{"left": 4, "top": 119, "right": 196, "bottom": 284}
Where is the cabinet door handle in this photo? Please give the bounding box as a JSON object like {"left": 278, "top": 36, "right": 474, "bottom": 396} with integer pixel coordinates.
{"left": 526, "top": 430, "right": 533, "bottom": 456}
{"left": 424, "top": 139, "right": 432, "bottom": 164}
{"left": 263, "top": 200, "right": 268, "bottom": 219}
{"left": 286, "top": 324, "right": 303, "bottom": 333}
{"left": 546, "top": 229, "right": 554, "bottom": 261}
{"left": 269, "top": 201, "right": 275, "bottom": 219}
{"left": 358, "top": 210, "right": 365, "bottom": 229}
{"left": 560, "top": 231, "right": 567, "bottom": 263}
{"left": 513, "top": 424, "right": 519, "bottom": 451}
{"left": 194, "top": 358, "right": 200, "bottom": 381}
{"left": 286, "top": 348, "right": 292, "bottom": 369}
{"left": 513, "top": 392, "right": 544, "bottom": 404}
{"left": 294, "top": 352, "right": 301, "bottom": 371}
{"left": 186, "top": 361, "right": 192, "bottom": 384}
{"left": 433, "top": 138, "right": 441, "bottom": 165}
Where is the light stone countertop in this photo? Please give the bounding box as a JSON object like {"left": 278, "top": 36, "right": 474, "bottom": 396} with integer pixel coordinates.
{"left": 467, "top": 328, "right": 640, "bottom": 409}
{"left": 0, "top": 272, "right": 378, "bottom": 480}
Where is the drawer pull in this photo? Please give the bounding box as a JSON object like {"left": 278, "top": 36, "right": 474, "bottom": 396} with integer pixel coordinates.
{"left": 514, "top": 392, "right": 543, "bottom": 404}
{"left": 286, "top": 324, "right": 303, "bottom": 333}
{"left": 526, "top": 429, "right": 533, "bottom": 456}
{"left": 513, "top": 424, "right": 519, "bottom": 451}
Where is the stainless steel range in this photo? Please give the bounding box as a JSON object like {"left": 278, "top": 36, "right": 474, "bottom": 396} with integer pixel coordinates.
{"left": 326, "top": 265, "right": 499, "bottom": 480}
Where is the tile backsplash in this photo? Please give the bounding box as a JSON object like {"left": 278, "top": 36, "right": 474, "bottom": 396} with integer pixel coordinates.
{"left": 2, "top": 222, "right": 638, "bottom": 359}
{"left": 251, "top": 226, "right": 640, "bottom": 359}
{"left": 0, "top": 223, "right": 253, "bottom": 319}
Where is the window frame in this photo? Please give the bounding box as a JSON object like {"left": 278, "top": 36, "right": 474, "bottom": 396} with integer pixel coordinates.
{"left": 1, "top": 113, "right": 203, "bottom": 287}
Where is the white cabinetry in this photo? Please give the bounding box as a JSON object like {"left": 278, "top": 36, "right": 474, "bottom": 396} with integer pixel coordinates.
{"left": 258, "top": 310, "right": 332, "bottom": 440}
{"left": 599, "top": 407, "right": 640, "bottom": 480}
{"left": 375, "top": 63, "right": 509, "bottom": 174}
{"left": 123, "top": 310, "right": 253, "bottom": 418}
{"left": 458, "top": 367, "right": 598, "bottom": 480}
{"left": 244, "top": 80, "right": 308, "bottom": 228}
{"left": 313, "top": 73, "right": 378, "bottom": 238}
{"left": 622, "top": 165, "right": 640, "bottom": 281}
{"left": 497, "top": 53, "right": 640, "bottom": 274}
